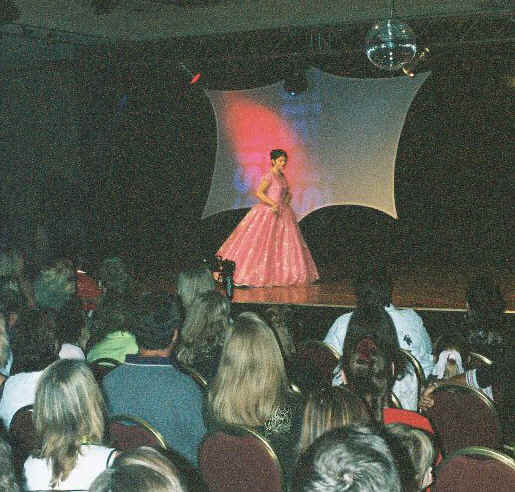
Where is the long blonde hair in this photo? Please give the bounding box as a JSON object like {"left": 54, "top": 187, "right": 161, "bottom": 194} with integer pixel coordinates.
{"left": 208, "top": 312, "right": 289, "bottom": 427}
{"left": 297, "top": 386, "right": 371, "bottom": 456}
{"left": 177, "top": 290, "right": 231, "bottom": 366}
{"left": 176, "top": 266, "right": 215, "bottom": 313}
{"left": 34, "top": 359, "right": 106, "bottom": 487}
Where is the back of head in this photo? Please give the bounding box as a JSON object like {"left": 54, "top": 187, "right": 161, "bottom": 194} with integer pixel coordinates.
{"left": 385, "top": 423, "right": 435, "bottom": 491}
{"left": 132, "top": 292, "right": 183, "bottom": 351}
{"left": 10, "top": 308, "right": 59, "bottom": 373}
{"left": 465, "top": 275, "right": 506, "bottom": 326}
{"left": 0, "top": 314, "right": 9, "bottom": 369}
{"left": 341, "top": 306, "right": 405, "bottom": 422}
{"left": 432, "top": 333, "right": 467, "bottom": 380}
{"left": 113, "top": 446, "right": 189, "bottom": 491}
{"left": 354, "top": 269, "right": 393, "bottom": 308}
{"left": 294, "top": 424, "right": 402, "bottom": 492}
{"left": 33, "top": 259, "right": 76, "bottom": 310}
{"left": 177, "top": 290, "right": 231, "bottom": 366}
{"left": 34, "top": 359, "right": 106, "bottom": 486}
{"left": 89, "top": 463, "right": 188, "bottom": 492}
{"left": 209, "top": 311, "right": 289, "bottom": 427}
{"left": 298, "top": 386, "right": 371, "bottom": 456}
{"left": 0, "top": 433, "right": 20, "bottom": 492}
{"left": 176, "top": 265, "right": 215, "bottom": 314}
{"left": 97, "top": 257, "right": 133, "bottom": 298}
{"left": 92, "top": 295, "right": 136, "bottom": 340}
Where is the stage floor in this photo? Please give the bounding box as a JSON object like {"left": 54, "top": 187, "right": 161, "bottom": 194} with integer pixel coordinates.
{"left": 145, "top": 263, "right": 514, "bottom": 313}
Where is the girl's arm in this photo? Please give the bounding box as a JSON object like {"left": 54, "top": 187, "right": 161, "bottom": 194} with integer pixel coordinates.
{"left": 256, "top": 176, "right": 279, "bottom": 212}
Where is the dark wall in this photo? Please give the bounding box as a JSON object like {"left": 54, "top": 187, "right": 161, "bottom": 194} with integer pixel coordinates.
{"left": 1, "top": 47, "right": 512, "bottom": 275}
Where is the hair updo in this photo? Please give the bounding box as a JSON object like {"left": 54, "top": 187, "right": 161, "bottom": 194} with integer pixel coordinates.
{"left": 270, "top": 149, "right": 287, "bottom": 161}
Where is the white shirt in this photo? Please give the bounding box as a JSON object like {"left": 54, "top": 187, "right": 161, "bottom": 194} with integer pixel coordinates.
{"left": 324, "top": 305, "right": 434, "bottom": 410}
{"left": 0, "top": 371, "right": 42, "bottom": 429}
{"left": 24, "top": 444, "right": 116, "bottom": 491}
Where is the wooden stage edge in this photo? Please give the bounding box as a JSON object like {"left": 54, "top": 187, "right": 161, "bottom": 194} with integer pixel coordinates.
{"left": 147, "top": 266, "right": 514, "bottom": 314}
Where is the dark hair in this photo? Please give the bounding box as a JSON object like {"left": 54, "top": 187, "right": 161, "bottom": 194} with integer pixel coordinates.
{"left": 465, "top": 276, "right": 506, "bottom": 326}
{"left": 270, "top": 149, "right": 287, "bottom": 161}
{"left": 293, "top": 424, "right": 402, "bottom": 492}
{"left": 0, "top": 433, "right": 20, "bottom": 492}
{"left": 10, "top": 308, "right": 59, "bottom": 374}
{"left": 132, "top": 292, "right": 183, "bottom": 350}
{"left": 91, "top": 295, "right": 136, "bottom": 341}
{"left": 354, "top": 269, "right": 393, "bottom": 308}
{"left": 54, "top": 297, "right": 84, "bottom": 346}
{"left": 341, "top": 306, "right": 405, "bottom": 422}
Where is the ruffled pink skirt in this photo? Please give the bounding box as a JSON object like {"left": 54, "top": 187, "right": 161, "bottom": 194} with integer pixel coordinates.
{"left": 217, "top": 203, "right": 319, "bottom": 287}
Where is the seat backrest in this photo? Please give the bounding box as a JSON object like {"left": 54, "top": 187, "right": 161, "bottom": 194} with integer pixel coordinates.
{"left": 176, "top": 362, "right": 208, "bottom": 390}
{"left": 88, "top": 358, "right": 121, "bottom": 382}
{"left": 107, "top": 414, "right": 168, "bottom": 451}
{"left": 291, "top": 340, "right": 340, "bottom": 391}
{"left": 424, "top": 384, "right": 502, "bottom": 456}
{"left": 400, "top": 348, "right": 425, "bottom": 407}
{"left": 432, "top": 446, "right": 515, "bottom": 492}
{"left": 467, "top": 351, "right": 493, "bottom": 369}
{"left": 199, "top": 425, "right": 284, "bottom": 492}
{"left": 9, "top": 404, "right": 39, "bottom": 476}
{"left": 9, "top": 404, "right": 38, "bottom": 454}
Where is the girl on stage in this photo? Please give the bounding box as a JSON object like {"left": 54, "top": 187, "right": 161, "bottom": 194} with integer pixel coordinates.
{"left": 216, "top": 149, "right": 319, "bottom": 287}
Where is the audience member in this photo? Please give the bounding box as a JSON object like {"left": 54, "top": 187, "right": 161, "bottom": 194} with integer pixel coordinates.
{"left": 90, "top": 446, "right": 190, "bottom": 492}
{"left": 297, "top": 386, "right": 371, "bottom": 457}
{"left": 264, "top": 305, "right": 297, "bottom": 360}
{"left": 0, "top": 249, "right": 35, "bottom": 309}
{"left": 207, "top": 311, "right": 302, "bottom": 476}
{"left": 87, "top": 296, "right": 138, "bottom": 363}
{"left": 102, "top": 292, "right": 206, "bottom": 467}
{"left": 176, "top": 290, "right": 231, "bottom": 381}
{"left": 386, "top": 423, "right": 435, "bottom": 491}
{"left": 96, "top": 257, "right": 135, "bottom": 300}
{"left": 430, "top": 333, "right": 467, "bottom": 382}
{"left": 338, "top": 306, "right": 434, "bottom": 436}
{"left": 463, "top": 275, "right": 510, "bottom": 361}
{"left": 293, "top": 424, "right": 402, "bottom": 492}
{"left": 53, "top": 297, "right": 88, "bottom": 359}
{"left": 0, "top": 313, "right": 11, "bottom": 385}
{"left": 0, "top": 433, "right": 20, "bottom": 492}
{"left": 0, "top": 309, "right": 60, "bottom": 429}
{"left": 176, "top": 265, "right": 215, "bottom": 316}
{"left": 324, "top": 269, "right": 433, "bottom": 410}
{"left": 33, "top": 258, "right": 76, "bottom": 311}
{"left": 23, "top": 359, "right": 117, "bottom": 490}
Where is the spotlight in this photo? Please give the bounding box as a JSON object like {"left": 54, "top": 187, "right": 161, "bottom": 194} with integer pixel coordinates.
{"left": 283, "top": 67, "right": 308, "bottom": 96}
{"left": 179, "top": 62, "right": 202, "bottom": 86}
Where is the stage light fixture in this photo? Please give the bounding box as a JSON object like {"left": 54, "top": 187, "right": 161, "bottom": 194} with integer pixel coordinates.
{"left": 179, "top": 62, "right": 202, "bottom": 86}
{"left": 283, "top": 67, "right": 308, "bottom": 96}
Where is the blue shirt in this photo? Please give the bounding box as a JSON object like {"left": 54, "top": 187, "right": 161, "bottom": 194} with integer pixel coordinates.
{"left": 103, "top": 355, "right": 206, "bottom": 466}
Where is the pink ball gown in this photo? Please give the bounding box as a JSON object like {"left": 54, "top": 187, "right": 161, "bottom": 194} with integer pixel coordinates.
{"left": 217, "top": 171, "right": 319, "bottom": 287}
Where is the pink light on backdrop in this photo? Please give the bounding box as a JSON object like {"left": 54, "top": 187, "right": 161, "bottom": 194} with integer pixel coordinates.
{"left": 222, "top": 92, "right": 313, "bottom": 205}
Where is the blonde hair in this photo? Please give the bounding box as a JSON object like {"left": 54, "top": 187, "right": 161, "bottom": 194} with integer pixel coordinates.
{"left": 34, "top": 359, "right": 106, "bottom": 487}
{"left": 114, "top": 447, "right": 188, "bottom": 491}
{"left": 177, "top": 290, "right": 231, "bottom": 366}
{"left": 208, "top": 312, "right": 290, "bottom": 427}
{"left": 176, "top": 266, "right": 215, "bottom": 312}
{"left": 386, "top": 423, "right": 435, "bottom": 490}
{"left": 0, "top": 314, "right": 9, "bottom": 369}
{"left": 297, "top": 386, "right": 371, "bottom": 456}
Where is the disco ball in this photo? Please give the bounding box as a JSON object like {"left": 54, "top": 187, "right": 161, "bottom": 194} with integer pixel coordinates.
{"left": 365, "top": 19, "right": 417, "bottom": 72}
